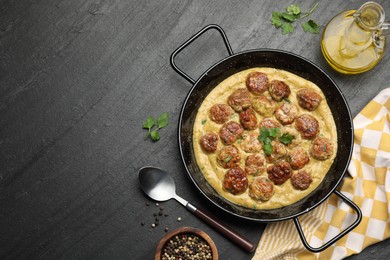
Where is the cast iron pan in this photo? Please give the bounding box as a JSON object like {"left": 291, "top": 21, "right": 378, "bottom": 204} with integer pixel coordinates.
{"left": 170, "top": 24, "right": 362, "bottom": 252}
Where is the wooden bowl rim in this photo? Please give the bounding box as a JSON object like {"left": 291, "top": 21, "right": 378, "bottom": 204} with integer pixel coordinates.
{"left": 155, "top": 226, "right": 218, "bottom": 260}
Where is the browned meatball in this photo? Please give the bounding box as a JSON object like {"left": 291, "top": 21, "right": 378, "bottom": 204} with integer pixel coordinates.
{"left": 210, "top": 104, "right": 234, "bottom": 124}
{"left": 245, "top": 153, "right": 265, "bottom": 175}
{"left": 297, "top": 88, "right": 323, "bottom": 111}
{"left": 291, "top": 170, "right": 313, "bottom": 190}
{"left": 200, "top": 132, "right": 219, "bottom": 153}
{"left": 219, "top": 121, "right": 244, "bottom": 144}
{"left": 246, "top": 72, "right": 269, "bottom": 95}
{"left": 295, "top": 114, "right": 320, "bottom": 139}
{"left": 310, "top": 137, "right": 334, "bottom": 160}
{"left": 288, "top": 147, "right": 310, "bottom": 170}
{"left": 217, "top": 145, "right": 241, "bottom": 168}
{"left": 223, "top": 167, "right": 248, "bottom": 195}
{"left": 239, "top": 108, "right": 258, "bottom": 130}
{"left": 227, "top": 88, "right": 252, "bottom": 112}
{"left": 251, "top": 95, "right": 276, "bottom": 117}
{"left": 269, "top": 80, "right": 291, "bottom": 101}
{"left": 267, "top": 160, "right": 293, "bottom": 185}
{"left": 249, "top": 177, "right": 274, "bottom": 201}
{"left": 265, "top": 141, "right": 286, "bottom": 163}
{"left": 275, "top": 102, "right": 299, "bottom": 125}
{"left": 259, "top": 118, "right": 281, "bottom": 129}
{"left": 240, "top": 132, "right": 262, "bottom": 153}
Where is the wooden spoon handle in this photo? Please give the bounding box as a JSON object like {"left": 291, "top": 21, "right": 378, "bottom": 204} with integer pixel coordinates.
{"left": 187, "top": 203, "right": 255, "bottom": 253}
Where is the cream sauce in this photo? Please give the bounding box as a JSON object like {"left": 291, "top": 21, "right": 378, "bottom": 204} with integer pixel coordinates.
{"left": 193, "top": 68, "right": 337, "bottom": 210}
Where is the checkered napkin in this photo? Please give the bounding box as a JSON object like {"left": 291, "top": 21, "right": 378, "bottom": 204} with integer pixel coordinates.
{"left": 253, "top": 88, "right": 390, "bottom": 259}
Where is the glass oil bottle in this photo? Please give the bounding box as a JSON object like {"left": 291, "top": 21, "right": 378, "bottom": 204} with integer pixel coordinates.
{"left": 321, "top": 2, "right": 389, "bottom": 74}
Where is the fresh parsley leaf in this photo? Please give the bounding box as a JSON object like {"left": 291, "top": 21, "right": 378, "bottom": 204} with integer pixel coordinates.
{"left": 271, "top": 12, "right": 283, "bottom": 28}
{"left": 225, "top": 156, "right": 232, "bottom": 163}
{"left": 281, "top": 13, "right": 296, "bottom": 22}
{"left": 150, "top": 130, "right": 160, "bottom": 141}
{"left": 258, "top": 127, "right": 269, "bottom": 142}
{"left": 302, "top": 20, "right": 320, "bottom": 34}
{"left": 143, "top": 116, "right": 156, "bottom": 129}
{"left": 142, "top": 112, "right": 169, "bottom": 141}
{"left": 263, "top": 143, "right": 273, "bottom": 156}
{"left": 287, "top": 4, "right": 301, "bottom": 15}
{"left": 268, "top": 128, "right": 280, "bottom": 138}
{"left": 279, "top": 133, "right": 295, "bottom": 145}
{"left": 282, "top": 22, "right": 294, "bottom": 34}
{"left": 201, "top": 119, "right": 207, "bottom": 125}
{"left": 157, "top": 112, "right": 169, "bottom": 128}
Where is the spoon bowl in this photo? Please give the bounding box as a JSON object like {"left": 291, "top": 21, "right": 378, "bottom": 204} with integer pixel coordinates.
{"left": 139, "top": 167, "right": 176, "bottom": 201}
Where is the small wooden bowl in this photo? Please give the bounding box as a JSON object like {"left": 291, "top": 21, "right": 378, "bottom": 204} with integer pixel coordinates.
{"left": 155, "top": 226, "right": 218, "bottom": 260}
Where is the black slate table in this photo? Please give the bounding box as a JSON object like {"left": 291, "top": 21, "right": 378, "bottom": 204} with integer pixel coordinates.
{"left": 1, "top": 0, "right": 390, "bottom": 259}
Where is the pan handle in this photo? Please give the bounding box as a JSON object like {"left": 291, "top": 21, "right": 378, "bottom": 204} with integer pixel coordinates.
{"left": 170, "top": 24, "right": 234, "bottom": 84}
{"left": 293, "top": 190, "right": 362, "bottom": 253}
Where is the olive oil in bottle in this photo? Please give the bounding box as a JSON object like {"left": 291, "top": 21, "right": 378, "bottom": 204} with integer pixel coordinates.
{"left": 321, "top": 2, "right": 388, "bottom": 74}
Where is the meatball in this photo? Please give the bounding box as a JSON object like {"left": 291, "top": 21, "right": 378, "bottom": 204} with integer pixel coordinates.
{"left": 279, "top": 127, "right": 301, "bottom": 147}
{"left": 265, "top": 141, "right": 286, "bottom": 163}
{"left": 295, "top": 114, "right": 320, "bottom": 139}
{"left": 245, "top": 72, "right": 269, "bottom": 95}
{"left": 269, "top": 80, "right": 291, "bottom": 101}
{"left": 200, "top": 132, "right": 219, "bottom": 153}
{"left": 291, "top": 170, "right": 313, "bottom": 190}
{"left": 217, "top": 145, "right": 241, "bottom": 168}
{"left": 249, "top": 177, "right": 274, "bottom": 201}
{"left": 210, "top": 104, "right": 234, "bottom": 124}
{"left": 219, "top": 121, "right": 244, "bottom": 144}
{"left": 288, "top": 147, "right": 310, "bottom": 170}
{"left": 310, "top": 137, "right": 334, "bottom": 160}
{"left": 223, "top": 167, "right": 248, "bottom": 195}
{"left": 297, "top": 88, "right": 323, "bottom": 111}
{"left": 267, "top": 160, "right": 293, "bottom": 185}
{"left": 251, "top": 95, "right": 277, "bottom": 117}
{"left": 227, "top": 88, "right": 252, "bottom": 112}
{"left": 259, "top": 118, "right": 281, "bottom": 129}
{"left": 275, "top": 102, "right": 299, "bottom": 125}
{"left": 239, "top": 108, "right": 258, "bottom": 130}
{"left": 240, "top": 132, "right": 262, "bottom": 153}
{"left": 245, "top": 153, "right": 265, "bottom": 175}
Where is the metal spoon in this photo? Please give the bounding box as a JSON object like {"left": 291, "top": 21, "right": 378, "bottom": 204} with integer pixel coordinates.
{"left": 138, "top": 166, "right": 255, "bottom": 253}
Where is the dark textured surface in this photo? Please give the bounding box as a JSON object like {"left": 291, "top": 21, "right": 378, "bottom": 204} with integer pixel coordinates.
{"left": 0, "top": 0, "right": 389, "bottom": 259}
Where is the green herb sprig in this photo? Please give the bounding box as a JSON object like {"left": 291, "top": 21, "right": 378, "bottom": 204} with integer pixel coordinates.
{"left": 143, "top": 112, "right": 169, "bottom": 141}
{"left": 258, "top": 127, "right": 280, "bottom": 156}
{"left": 279, "top": 133, "right": 295, "bottom": 145}
{"left": 271, "top": 2, "right": 320, "bottom": 35}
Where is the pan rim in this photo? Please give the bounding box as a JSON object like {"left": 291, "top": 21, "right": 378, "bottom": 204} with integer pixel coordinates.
{"left": 177, "top": 48, "right": 354, "bottom": 222}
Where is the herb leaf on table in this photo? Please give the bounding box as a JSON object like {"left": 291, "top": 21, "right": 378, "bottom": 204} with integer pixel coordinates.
{"left": 271, "top": 1, "right": 320, "bottom": 35}
{"left": 143, "top": 112, "right": 169, "bottom": 141}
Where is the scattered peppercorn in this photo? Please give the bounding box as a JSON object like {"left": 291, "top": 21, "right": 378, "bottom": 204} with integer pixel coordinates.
{"left": 161, "top": 233, "right": 212, "bottom": 260}
{"left": 164, "top": 227, "right": 169, "bottom": 232}
{"left": 141, "top": 222, "right": 145, "bottom": 226}
{"left": 151, "top": 223, "right": 156, "bottom": 228}
{"left": 177, "top": 217, "right": 182, "bottom": 222}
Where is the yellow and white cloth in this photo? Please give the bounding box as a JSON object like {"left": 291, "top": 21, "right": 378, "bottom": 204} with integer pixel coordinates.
{"left": 253, "top": 88, "right": 390, "bottom": 259}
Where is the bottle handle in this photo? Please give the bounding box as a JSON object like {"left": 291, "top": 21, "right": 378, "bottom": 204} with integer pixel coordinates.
{"left": 381, "top": 22, "right": 390, "bottom": 36}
